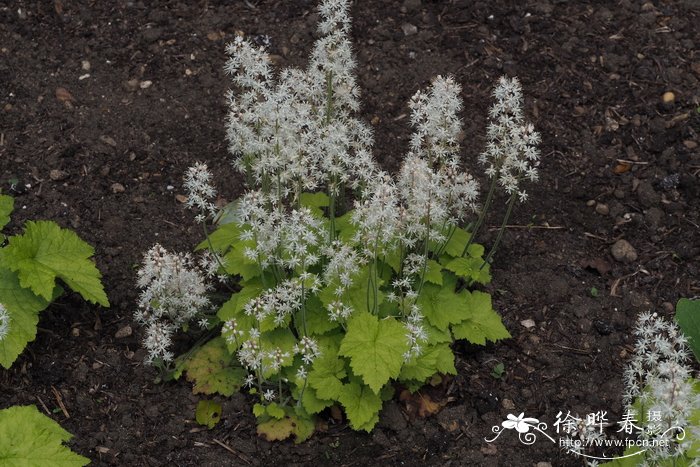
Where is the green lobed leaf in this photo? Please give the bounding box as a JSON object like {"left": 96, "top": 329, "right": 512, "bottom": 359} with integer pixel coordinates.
{"left": 440, "top": 227, "right": 471, "bottom": 258}
{"left": 217, "top": 284, "right": 262, "bottom": 353}
{"left": 0, "top": 405, "right": 89, "bottom": 466}
{"left": 296, "top": 294, "right": 339, "bottom": 336}
{"left": 443, "top": 256, "right": 491, "bottom": 285}
{"left": 195, "top": 400, "right": 222, "bottom": 429}
{"left": 676, "top": 299, "right": 700, "bottom": 362}
{"left": 307, "top": 345, "right": 347, "bottom": 401}
{"left": 222, "top": 246, "right": 261, "bottom": 282}
{"left": 338, "top": 311, "right": 409, "bottom": 393}
{"left": 417, "top": 273, "right": 470, "bottom": 332}
{"left": 300, "top": 192, "right": 329, "bottom": 218}
{"left": 0, "top": 267, "right": 57, "bottom": 368}
{"left": 319, "top": 266, "right": 384, "bottom": 318}
{"left": 338, "top": 381, "right": 383, "bottom": 432}
{"left": 260, "top": 328, "right": 297, "bottom": 378}
{"left": 0, "top": 194, "right": 13, "bottom": 231}
{"left": 183, "top": 337, "right": 247, "bottom": 396}
{"left": 382, "top": 247, "right": 403, "bottom": 274}
{"left": 301, "top": 385, "right": 333, "bottom": 415}
{"left": 423, "top": 259, "right": 444, "bottom": 285}
{"left": 256, "top": 407, "right": 315, "bottom": 443}
{"left": 1, "top": 220, "right": 109, "bottom": 307}
{"left": 265, "top": 402, "right": 286, "bottom": 420}
{"left": 195, "top": 222, "right": 242, "bottom": 252}
{"left": 399, "top": 343, "right": 456, "bottom": 383}
{"left": 451, "top": 290, "right": 510, "bottom": 345}
{"left": 334, "top": 211, "right": 357, "bottom": 243}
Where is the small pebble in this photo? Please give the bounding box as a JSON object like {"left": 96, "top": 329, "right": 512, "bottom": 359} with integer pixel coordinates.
{"left": 520, "top": 319, "right": 536, "bottom": 329}
{"left": 139, "top": 80, "right": 153, "bottom": 89}
{"left": 115, "top": 325, "right": 132, "bottom": 339}
{"left": 401, "top": 23, "right": 418, "bottom": 36}
{"left": 662, "top": 302, "right": 674, "bottom": 313}
{"left": 662, "top": 91, "right": 675, "bottom": 104}
{"left": 81, "top": 60, "right": 91, "bottom": 71}
{"left": 586, "top": 199, "right": 596, "bottom": 207}
{"left": 611, "top": 239, "right": 637, "bottom": 263}
{"left": 501, "top": 399, "right": 515, "bottom": 410}
{"left": 595, "top": 203, "right": 609, "bottom": 215}
{"left": 124, "top": 79, "right": 139, "bottom": 92}
{"left": 111, "top": 183, "right": 125, "bottom": 193}
{"left": 100, "top": 135, "right": 117, "bottom": 147}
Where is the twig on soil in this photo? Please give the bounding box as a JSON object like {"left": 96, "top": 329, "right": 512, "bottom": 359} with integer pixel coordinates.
{"left": 36, "top": 395, "right": 51, "bottom": 415}
{"left": 551, "top": 343, "right": 591, "bottom": 355}
{"left": 609, "top": 267, "right": 648, "bottom": 297}
{"left": 487, "top": 223, "right": 565, "bottom": 230}
{"left": 51, "top": 385, "right": 70, "bottom": 418}
{"left": 212, "top": 438, "right": 251, "bottom": 465}
{"left": 584, "top": 232, "right": 608, "bottom": 241}
{"left": 615, "top": 159, "right": 649, "bottom": 165}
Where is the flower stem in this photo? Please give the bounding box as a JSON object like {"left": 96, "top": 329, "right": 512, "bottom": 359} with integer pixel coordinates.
{"left": 463, "top": 174, "right": 498, "bottom": 257}
{"left": 481, "top": 193, "right": 517, "bottom": 270}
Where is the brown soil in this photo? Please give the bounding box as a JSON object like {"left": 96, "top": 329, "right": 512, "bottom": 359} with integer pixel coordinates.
{"left": 1, "top": 0, "right": 699, "bottom": 465}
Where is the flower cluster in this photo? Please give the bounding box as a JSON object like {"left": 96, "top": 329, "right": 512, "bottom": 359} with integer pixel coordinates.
{"left": 225, "top": 1, "right": 375, "bottom": 203}
{"left": 623, "top": 311, "right": 699, "bottom": 462}
{"left": 0, "top": 303, "right": 9, "bottom": 342}
{"left": 134, "top": 244, "right": 211, "bottom": 363}
{"left": 479, "top": 76, "right": 540, "bottom": 202}
{"left": 238, "top": 192, "right": 326, "bottom": 270}
{"left": 184, "top": 162, "right": 218, "bottom": 223}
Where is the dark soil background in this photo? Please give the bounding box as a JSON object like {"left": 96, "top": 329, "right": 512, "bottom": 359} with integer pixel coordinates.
{"left": 1, "top": 0, "right": 699, "bottom": 465}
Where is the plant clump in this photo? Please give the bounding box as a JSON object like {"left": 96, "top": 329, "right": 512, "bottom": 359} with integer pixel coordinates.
{"left": 134, "top": 0, "right": 541, "bottom": 440}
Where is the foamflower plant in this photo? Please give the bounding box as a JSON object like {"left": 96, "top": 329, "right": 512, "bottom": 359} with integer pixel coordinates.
{"left": 134, "top": 0, "right": 541, "bottom": 441}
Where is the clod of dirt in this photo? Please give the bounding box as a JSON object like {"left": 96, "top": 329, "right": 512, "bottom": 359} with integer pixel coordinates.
{"left": 49, "top": 169, "right": 68, "bottom": 181}
{"left": 636, "top": 180, "right": 660, "bottom": 207}
{"left": 611, "top": 239, "right": 637, "bottom": 263}
{"left": 644, "top": 207, "right": 664, "bottom": 229}
{"left": 403, "top": 0, "right": 421, "bottom": 13}
{"left": 100, "top": 135, "right": 117, "bottom": 147}
{"left": 111, "top": 183, "right": 125, "bottom": 193}
{"left": 124, "top": 79, "right": 139, "bottom": 92}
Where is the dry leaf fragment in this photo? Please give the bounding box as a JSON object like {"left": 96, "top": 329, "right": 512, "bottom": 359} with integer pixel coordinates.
{"left": 613, "top": 162, "right": 631, "bottom": 174}
{"left": 55, "top": 87, "right": 73, "bottom": 102}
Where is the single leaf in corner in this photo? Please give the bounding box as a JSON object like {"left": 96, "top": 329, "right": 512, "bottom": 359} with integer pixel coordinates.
{"left": 0, "top": 405, "right": 89, "bottom": 466}
{"left": 676, "top": 298, "right": 700, "bottom": 361}
{"left": 0, "top": 267, "right": 55, "bottom": 369}
{"left": 1, "top": 221, "right": 109, "bottom": 306}
{"left": 0, "top": 194, "right": 13, "bottom": 230}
